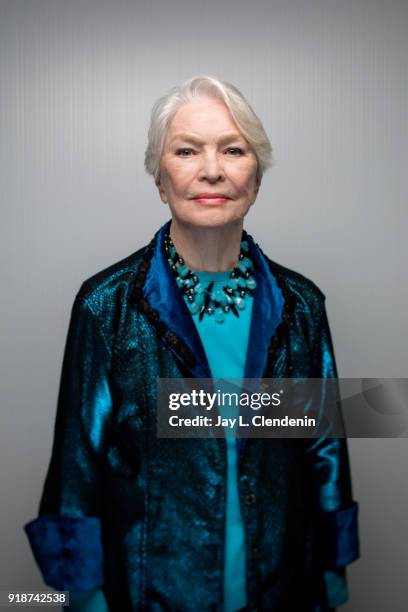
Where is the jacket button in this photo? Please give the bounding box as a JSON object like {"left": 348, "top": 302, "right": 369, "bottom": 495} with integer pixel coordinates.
{"left": 252, "top": 545, "right": 261, "bottom": 560}
{"left": 245, "top": 492, "right": 256, "bottom": 506}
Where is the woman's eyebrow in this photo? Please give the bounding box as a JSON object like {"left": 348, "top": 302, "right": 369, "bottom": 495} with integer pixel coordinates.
{"left": 170, "top": 132, "right": 245, "bottom": 145}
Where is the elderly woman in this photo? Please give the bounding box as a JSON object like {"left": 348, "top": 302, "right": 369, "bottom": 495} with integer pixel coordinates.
{"left": 25, "top": 75, "right": 359, "bottom": 611}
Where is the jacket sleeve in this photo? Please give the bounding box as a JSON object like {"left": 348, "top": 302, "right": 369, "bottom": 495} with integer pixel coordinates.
{"left": 304, "top": 298, "right": 360, "bottom": 605}
{"left": 24, "top": 291, "right": 113, "bottom": 592}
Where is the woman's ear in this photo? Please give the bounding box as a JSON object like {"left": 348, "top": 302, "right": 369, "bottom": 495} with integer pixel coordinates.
{"left": 155, "top": 177, "right": 168, "bottom": 204}
{"left": 255, "top": 173, "right": 262, "bottom": 194}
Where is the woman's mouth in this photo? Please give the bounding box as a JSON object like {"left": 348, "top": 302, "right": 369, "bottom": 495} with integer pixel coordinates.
{"left": 193, "top": 194, "right": 232, "bottom": 204}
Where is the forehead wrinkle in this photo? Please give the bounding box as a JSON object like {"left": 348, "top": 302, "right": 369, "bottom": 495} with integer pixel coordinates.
{"left": 169, "top": 131, "right": 246, "bottom": 145}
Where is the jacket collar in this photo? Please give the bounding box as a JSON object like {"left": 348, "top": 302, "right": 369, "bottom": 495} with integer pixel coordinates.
{"left": 130, "top": 219, "right": 285, "bottom": 381}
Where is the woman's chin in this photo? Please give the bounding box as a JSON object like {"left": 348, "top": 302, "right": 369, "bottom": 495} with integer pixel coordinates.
{"left": 173, "top": 207, "right": 250, "bottom": 229}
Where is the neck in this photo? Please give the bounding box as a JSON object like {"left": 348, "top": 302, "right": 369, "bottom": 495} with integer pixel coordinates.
{"left": 169, "top": 218, "right": 244, "bottom": 272}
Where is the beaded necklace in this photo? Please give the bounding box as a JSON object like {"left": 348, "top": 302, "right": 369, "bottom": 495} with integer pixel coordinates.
{"left": 164, "top": 233, "right": 257, "bottom": 323}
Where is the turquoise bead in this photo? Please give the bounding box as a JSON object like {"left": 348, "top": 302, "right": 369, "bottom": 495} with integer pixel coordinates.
{"left": 246, "top": 277, "right": 257, "bottom": 289}
{"left": 240, "top": 240, "right": 249, "bottom": 251}
{"left": 188, "top": 301, "right": 200, "bottom": 314}
{"left": 195, "top": 293, "right": 204, "bottom": 308}
{"left": 238, "top": 261, "right": 247, "bottom": 273}
{"left": 238, "top": 278, "right": 246, "bottom": 288}
{"left": 218, "top": 292, "right": 227, "bottom": 306}
{"left": 228, "top": 278, "right": 238, "bottom": 290}
{"left": 211, "top": 289, "right": 225, "bottom": 304}
{"left": 177, "top": 265, "right": 189, "bottom": 278}
{"left": 241, "top": 257, "right": 252, "bottom": 269}
{"left": 214, "top": 308, "right": 225, "bottom": 322}
{"left": 176, "top": 277, "right": 184, "bottom": 288}
{"left": 235, "top": 296, "right": 246, "bottom": 309}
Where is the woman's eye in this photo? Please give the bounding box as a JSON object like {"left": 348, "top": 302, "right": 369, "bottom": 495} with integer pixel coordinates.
{"left": 226, "top": 147, "right": 244, "bottom": 156}
{"left": 176, "top": 148, "right": 194, "bottom": 157}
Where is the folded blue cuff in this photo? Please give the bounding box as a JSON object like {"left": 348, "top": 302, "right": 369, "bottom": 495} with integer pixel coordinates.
{"left": 324, "top": 568, "right": 349, "bottom": 607}
{"left": 320, "top": 501, "right": 360, "bottom": 568}
{"left": 24, "top": 515, "right": 104, "bottom": 591}
{"left": 70, "top": 589, "right": 110, "bottom": 611}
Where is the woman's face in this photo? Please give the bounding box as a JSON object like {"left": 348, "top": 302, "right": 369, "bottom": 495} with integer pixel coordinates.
{"left": 156, "top": 99, "right": 261, "bottom": 228}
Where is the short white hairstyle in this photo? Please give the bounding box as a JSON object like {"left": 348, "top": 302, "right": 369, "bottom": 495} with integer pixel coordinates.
{"left": 144, "top": 74, "right": 275, "bottom": 183}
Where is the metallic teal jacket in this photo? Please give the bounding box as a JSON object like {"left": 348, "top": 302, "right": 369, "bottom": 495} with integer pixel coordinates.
{"left": 25, "top": 220, "right": 359, "bottom": 611}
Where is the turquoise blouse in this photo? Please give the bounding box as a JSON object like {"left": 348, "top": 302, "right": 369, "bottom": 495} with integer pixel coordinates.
{"left": 190, "top": 269, "right": 254, "bottom": 612}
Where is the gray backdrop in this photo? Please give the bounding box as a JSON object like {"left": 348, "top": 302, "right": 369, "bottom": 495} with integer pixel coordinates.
{"left": 1, "top": 0, "right": 407, "bottom": 610}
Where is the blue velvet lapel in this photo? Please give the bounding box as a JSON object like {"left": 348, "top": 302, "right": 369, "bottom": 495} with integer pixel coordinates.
{"left": 243, "top": 232, "right": 285, "bottom": 380}
{"left": 143, "top": 220, "right": 212, "bottom": 378}
{"left": 238, "top": 231, "right": 285, "bottom": 459}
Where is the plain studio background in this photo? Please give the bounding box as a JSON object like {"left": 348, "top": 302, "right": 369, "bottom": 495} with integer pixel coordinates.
{"left": 1, "top": 0, "right": 407, "bottom": 610}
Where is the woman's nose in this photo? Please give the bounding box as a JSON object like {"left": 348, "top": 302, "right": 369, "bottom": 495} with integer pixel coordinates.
{"left": 198, "top": 151, "right": 224, "bottom": 181}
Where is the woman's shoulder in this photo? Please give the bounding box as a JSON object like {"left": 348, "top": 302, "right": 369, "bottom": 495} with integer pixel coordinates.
{"left": 71, "top": 245, "right": 147, "bottom": 324}
{"left": 78, "top": 246, "right": 145, "bottom": 295}
{"left": 260, "top": 250, "right": 327, "bottom": 321}
{"left": 269, "top": 256, "right": 325, "bottom": 296}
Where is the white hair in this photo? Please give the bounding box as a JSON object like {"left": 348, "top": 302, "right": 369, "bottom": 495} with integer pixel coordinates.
{"left": 144, "top": 74, "right": 275, "bottom": 183}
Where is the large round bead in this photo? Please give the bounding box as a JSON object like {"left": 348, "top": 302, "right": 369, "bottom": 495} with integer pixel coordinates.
{"left": 188, "top": 301, "right": 200, "bottom": 314}
{"left": 235, "top": 296, "right": 246, "bottom": 310}
{"left": 195, "top": 293, "right": 205, "bottom": 308}
{"left": 177, "top": 265, "right": 189, "bottom": 278}
{"left": 241, "top": 257, "right": 252, "bottom": 269}
{"left": 212, "top": 289, "right": 226, "bottom": 305}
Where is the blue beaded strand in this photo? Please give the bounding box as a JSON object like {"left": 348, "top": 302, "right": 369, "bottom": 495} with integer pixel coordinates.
{"left": 164, "top": 235, "right": 257, "bottom": 323}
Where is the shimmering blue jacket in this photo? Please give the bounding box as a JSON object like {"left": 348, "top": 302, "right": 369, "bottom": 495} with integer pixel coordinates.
{"left": 25, "top": 220, "right": 359, "bottom": 611}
